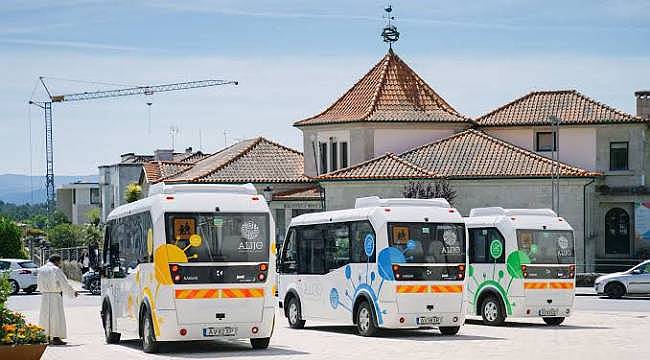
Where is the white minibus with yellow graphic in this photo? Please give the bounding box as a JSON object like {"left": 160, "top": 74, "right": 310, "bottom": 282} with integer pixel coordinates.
{"left": 100, "top": 183, "right": 275, "bottom": 353}
{"left": 277, "top": 197, "right": 467, "bottom": 337}
{"left": 465, "top": 207, "right": 575, "bottom": 326}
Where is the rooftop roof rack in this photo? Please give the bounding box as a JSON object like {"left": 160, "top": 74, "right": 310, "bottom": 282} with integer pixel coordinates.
{"left": 469, "top": 207, "right": 557, "bottom": 218}
{"left": 148, "top": 183, "right": 257, "bottom": 196}
{"left": 355, "top": 196, "right": 450, "bottom": 209}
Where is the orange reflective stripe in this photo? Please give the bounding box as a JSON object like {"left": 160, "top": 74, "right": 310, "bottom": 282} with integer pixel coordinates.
{"left": 430, "top": 285, "right": 463, "bottom": 293}
{"left": 549, "top": 282, "right": 574, "bottom": 289}
{"left": 221, "top": 288, "right": 265, "bottom": 298}
{"left": 396, "top": 285, "right": 428, "bottom": 293}
{"left": 175, "top": 289, "right": 220, "bottom": 299}
{"left": 524, "top": 282, "right": 548, "bottom": 290}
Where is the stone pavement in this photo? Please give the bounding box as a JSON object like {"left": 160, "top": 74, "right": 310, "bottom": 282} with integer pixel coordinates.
{"left": 16, "top": 305, "right": 649, "bottom": 360}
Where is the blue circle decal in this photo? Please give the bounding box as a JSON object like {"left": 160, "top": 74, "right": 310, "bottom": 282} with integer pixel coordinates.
{"left": 364, "top": 234, "right": 375, "bottom": 257}
{"left": 329, "top": 288, "right": 339, "bottom": 309}
{"left": 406, "top": 239, "right": 417, "bottom": 251}
{"left": 344, "top": 265, "right": 352, "bottom": 279}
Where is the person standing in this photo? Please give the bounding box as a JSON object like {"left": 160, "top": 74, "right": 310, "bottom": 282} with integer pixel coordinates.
{"left": 37, "top": 254, "right": 78, "bottom": 345}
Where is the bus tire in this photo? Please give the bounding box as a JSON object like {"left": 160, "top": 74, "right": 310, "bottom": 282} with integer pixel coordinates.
{"left": 102, "top": 303, "right": 121, "bottom": 344}
{"left": 543, "top": 317, "right": 565, "bottom": 326}
{"left": 439, "top": 326, "right": 460, "bottom": 335}
{"left": 480, "top": 295, "right": 505, "bottom": 326}
{"left": 355, "top": 301, "right": 378, "bottom": 337}
{"left": 286, "top": 297, "right": 305, "bottom": 329}
{"left": 250, "top": 337, "right": 270, "bottom": 349}
{"left": 141, "top": 308, "right": 159, "bottom": 353}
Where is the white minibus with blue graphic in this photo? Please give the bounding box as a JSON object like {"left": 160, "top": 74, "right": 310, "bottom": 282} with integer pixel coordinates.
{"left": 100, "top": 183, "right": 275, "bottom": 353}
{"left": 277, "top": 196, "right": 468, "bottom": 336}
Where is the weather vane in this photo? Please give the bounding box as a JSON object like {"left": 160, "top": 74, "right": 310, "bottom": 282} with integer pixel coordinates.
{"left": 381, "top": 5, "right": 400, "bottom": 48}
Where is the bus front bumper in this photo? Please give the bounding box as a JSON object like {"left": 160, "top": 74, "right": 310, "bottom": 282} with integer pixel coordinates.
{"left": 154, "top": 306, "right": 275, "bottom": 342}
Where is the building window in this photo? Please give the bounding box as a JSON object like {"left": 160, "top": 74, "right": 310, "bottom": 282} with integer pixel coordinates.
{"left": 610, "top": 142, "right": 629, "bottom": 171}
{"left": 331, "top": 141, "right": 338, "bottom": 171}
{"left": 341, "top": 142, "right": 348, "bottom": 168}
{"left": 536, "top": 131, "right": 556, "bottom": 152}
{"left": 319, "top": 142, "right": 328, "bottom": 174}
{"left": 72, "top": 189, "right": 76, "bottom": 205}
{"left": 90, "top": 188, "right": 100, "bottom": 205}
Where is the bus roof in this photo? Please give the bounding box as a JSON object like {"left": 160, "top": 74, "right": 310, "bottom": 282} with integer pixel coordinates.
{"left": 466, "top": 207, "right": 573, "bottom": 231}
{"left": 108, "top": 183, "right": 267, "bottom": 221}
{"left": 290, "top": 197, "right": 462, "bottom": 227}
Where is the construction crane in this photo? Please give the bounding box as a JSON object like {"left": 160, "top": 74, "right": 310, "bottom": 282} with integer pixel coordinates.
{"left": 29, "top": 77, "right": 238, "bottom": 219}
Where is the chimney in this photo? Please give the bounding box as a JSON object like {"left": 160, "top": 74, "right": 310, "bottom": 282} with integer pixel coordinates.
{"left": 636, "top": 91, "right": 650, "bottom": 119}
{"left": 185, "top": 146, "right": 193, "bottom": 154}
{"left": 154, "top": 149, "right": 174, "bottom": 161}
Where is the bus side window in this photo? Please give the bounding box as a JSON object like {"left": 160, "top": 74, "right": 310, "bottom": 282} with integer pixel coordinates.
{"left": 469, "top": 228, "right": 505, "bottom": 264}
{"left": 350, "top": 221, "right": 376, "bottom": 263}
{"left": 325, "top": 223, "right": 350, "bottom": 271}
{"left": 297, "top": 225, "right": 326, "bottom": 275}
{"left": 280, "top": 229, "right": 298, "bottom": 273}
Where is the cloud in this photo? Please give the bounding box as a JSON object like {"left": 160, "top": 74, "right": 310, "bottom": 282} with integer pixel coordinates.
{"left": 0, "top": 38, "right": 161, "bottom": 52}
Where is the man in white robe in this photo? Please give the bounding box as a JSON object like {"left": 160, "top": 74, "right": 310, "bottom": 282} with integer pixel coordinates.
{"left": 37, "top": 254, "right": 78, "bottom": 345}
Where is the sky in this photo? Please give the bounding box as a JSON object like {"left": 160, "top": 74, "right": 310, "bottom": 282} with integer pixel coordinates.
{"left": 1, "top": 0, "right": 649, "bottom": 176}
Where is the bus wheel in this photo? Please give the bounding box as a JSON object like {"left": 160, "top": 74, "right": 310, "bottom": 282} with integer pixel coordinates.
{"left": 439, "top": 326, "right": 460, "bottom": 335}
{"left": 356, "top": 301, "right": 378, "bottom": 337}
{"left": 543, "top": 317, "right": 565, "bottom": 326}
{"left": 287, "top": 297, "right": 305, "bottom": 329}
{"left": 481, "top": 295, "right": 505, "bottom": 326}
{"left": 102, "top": 304, "right": 121, "bottom": 344}
{"left": 141, "top": 309, "right": 159, "bottom": 353}
{"left": 250, "top": 337, "right": 270, "bottom": 350}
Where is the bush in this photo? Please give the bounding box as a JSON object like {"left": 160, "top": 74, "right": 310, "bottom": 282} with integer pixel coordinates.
{"left": 47, "top": 223, "right": 83, "bottom": 249}
{"left": 0, "top": 216, "right": 26, "bottom": 259}
{"left": 403, "top": 180, "right": 457, "bottom": 205}
{"left": 60, "top": 261, "right": 82, "bottom": 282}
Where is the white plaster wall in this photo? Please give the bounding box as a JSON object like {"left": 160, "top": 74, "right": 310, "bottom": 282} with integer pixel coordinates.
{"left": 486, "top": 127, "right": 598, "bottom": 170}
{"left": 374, "top": 128, "right": 456, "bottom": 156}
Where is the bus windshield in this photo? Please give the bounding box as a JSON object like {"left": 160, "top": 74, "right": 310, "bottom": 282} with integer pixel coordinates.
{"left": 165, "top": 213, "right": 269, "bottom": 263}
{"left": 388, "top": 222, "right": 466, "bottom": 263}
{"left": 516, "top": 229, "right": 574, "bottom": 264}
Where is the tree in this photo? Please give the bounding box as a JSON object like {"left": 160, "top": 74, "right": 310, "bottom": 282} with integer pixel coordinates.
{"left": 47, "top": 223, "right": 83, "bottom": 249}
{"left": 0, "top": 216, "right": 26, "bottom": 259}
{"left": 403, "top": 180, "right": 457, "bottom": 205}
{"left": 125, "top": 183, "right": 142, "bottom": 203}
{"left": 81, "top": 224, "right": 103, "bottom": 247}
{"left": 86, "top": 208, "right": 101, "bottom": 226}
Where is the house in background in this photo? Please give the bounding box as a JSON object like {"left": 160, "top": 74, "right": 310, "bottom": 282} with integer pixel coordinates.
{"left": 99, "top": 147, "right": 208, "bottom": 221}
{"left": 140, "top": 137, "right": 323, "bottom": 241}
{"left": 294, "top": 49, "right": 473, "bottom": 177}
{"left": 476, "top": 90, "right": 650, "bottom": 271}
{"left": 56, "top": 181, "right": 100, "bottom": 224}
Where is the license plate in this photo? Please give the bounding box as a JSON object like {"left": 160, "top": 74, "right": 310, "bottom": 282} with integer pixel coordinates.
{"left": 539, "top": 308, "right": 558, "bottom": 316}
{"left": 202, "top": 327, "right": 237, "bottom": 337}
{"left": 416, "top": 316, "right": 441, "bottom": 325}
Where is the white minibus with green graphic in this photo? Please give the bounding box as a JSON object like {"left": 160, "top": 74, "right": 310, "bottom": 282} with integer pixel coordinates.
{"left": 465, "top": 207, "right": 576, "bottom": 326}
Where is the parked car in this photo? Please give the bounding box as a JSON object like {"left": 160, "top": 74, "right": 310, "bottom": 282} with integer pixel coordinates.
{"left": 0, "top": 258, "right": 39, "bottom": 295}
{"left": 81, "top": 268, "right": 101, "bottom": 295}
{"left": 595, "top": 260, "right": 650, "bottom": 298}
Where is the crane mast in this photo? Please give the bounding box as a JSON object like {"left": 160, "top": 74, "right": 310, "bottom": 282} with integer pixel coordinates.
{"left": 29, "top": 77, "right": 238, "bottom": 222}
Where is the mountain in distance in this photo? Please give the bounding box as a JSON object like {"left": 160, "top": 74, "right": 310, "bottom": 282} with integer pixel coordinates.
{"left": 0, "top": 174, "right": 98, "bottom": 205}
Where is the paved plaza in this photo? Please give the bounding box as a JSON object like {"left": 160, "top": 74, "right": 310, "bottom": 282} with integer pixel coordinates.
{"left": 7, "top": 286, "right": 649, "bottom": 360}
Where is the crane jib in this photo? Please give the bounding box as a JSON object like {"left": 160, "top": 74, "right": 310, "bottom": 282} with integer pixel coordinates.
{"left": 50, "top": 80, "right": 238, "bottom": 102}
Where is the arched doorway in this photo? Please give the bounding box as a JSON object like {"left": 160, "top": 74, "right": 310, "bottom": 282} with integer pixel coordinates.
{"left": 605, "top": 208, "right": 630, "bottom": 255}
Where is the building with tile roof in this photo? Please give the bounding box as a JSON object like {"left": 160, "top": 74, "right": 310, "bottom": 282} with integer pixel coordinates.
{"left": 138, "top": 137, "right": 323, "bottom": 240}
{"left": 295, "top": 49, "right": 473, "bottom": 178}
{"left": 98, "top": 147, "right": 207, "bottom": 221}
{"left": 321, "top": 129, "right": 599, "bottom": 181}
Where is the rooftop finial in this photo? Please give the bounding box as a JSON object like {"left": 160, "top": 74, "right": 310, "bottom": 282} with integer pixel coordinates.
{"left": 381, "top": 5, "right": 399, "bottom": 49}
